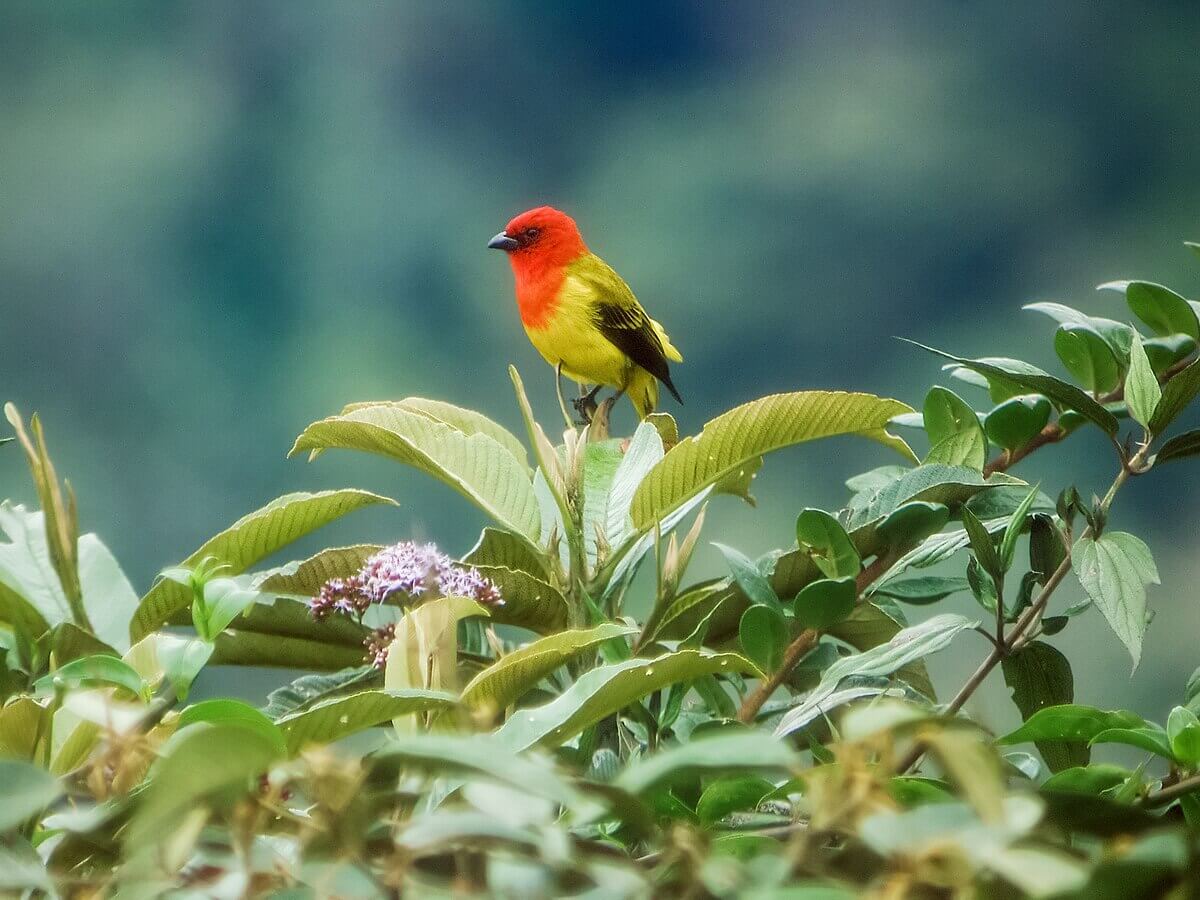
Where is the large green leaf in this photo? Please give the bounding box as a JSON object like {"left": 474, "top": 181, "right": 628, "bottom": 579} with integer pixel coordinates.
{"left": 775, "top": 614, "right": 975, "bottom": 737}
{"left": 1073, "top": 532, "right": 1159, "bottom": 669}
{"left": 1001, "top": 642, "right": 1083, "bottom": 773}
{"left": 262, "top": 666, "right": 378, "bottom": 719}
{"left": 630, "top": 391, "right": 916, "bottom": 529}
{"left": 0, "top": 760, "right": 63, "bottom": 831}
{"left": 356, "top": 398, "right": 529, "bottom": 469}
{"left": 615, "top": 732, "right": 800, "bottom": 795}
{"left": 605, "top": 421, "right": 666, "bottom": 549}
{"left": 275, "top": 688, "right": 457, "bottom": 753}
{"left": 998, "top": 705, "right": 1143, "bottom": 746}
{"left": 460, "top": 623, "right": 635, "bottom": 714}
{"left": 1154, "top": 428, "right": 1200, "bottom": 465}
{"left": 1100, "top": 280, "right": 1200, "bottom": 340}
{"left": 1054, "top": 324, "right": 1121, "bottom": 394}
{"left": 0, "top": 504, "right": 138, "bottom": 651}
{"left": 905, "top": 342, "right": 1120, "bottom": 435}
{"left": 462, "top": 528, "right": 549, "bottom": 579}
{"left": 1024, "top": 303, "right": 1133, "bottom": 361}
{"left": 842, "top": 465, "right": 1020, "bottom": 532}
{"left": 580, "top": 439, "right": 626, "bottom": 567}
{"left": 495, "top": 650, "right": 760, "bottom": 751}
{"left": 131, "top": 490, "right": 393, "bottom": 640}
{"left": 470, "top": 565, "right": 569, "bottom": 633}
{"left": 290, "top": 405, "right": 540, "bottom": 540}
{"left": 257, "top": 545, "right": 381, "bottom": 597}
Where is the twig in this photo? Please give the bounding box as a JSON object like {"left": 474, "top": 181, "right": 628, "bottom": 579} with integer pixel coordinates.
{"left": 1144, "top": 771, "right": 1200, "bottom": 808}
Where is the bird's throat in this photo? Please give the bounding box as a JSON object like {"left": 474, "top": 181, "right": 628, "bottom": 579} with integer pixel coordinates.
{"left": 511, "top": 259, "right": 566, "bottom": 329}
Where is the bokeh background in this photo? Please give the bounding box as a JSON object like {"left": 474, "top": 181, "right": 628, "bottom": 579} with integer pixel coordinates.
{"left": 3, "top": 1, "right": 1199, "bottom": 731}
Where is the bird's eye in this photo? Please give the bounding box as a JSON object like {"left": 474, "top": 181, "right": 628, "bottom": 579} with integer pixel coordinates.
{"left": 525, "top": 227, "right": 540, "bottom": 241}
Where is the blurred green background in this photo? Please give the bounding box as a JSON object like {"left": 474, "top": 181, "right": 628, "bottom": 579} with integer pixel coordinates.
{"left": 3, "top": 2, "right": 1199, "bottom": 728}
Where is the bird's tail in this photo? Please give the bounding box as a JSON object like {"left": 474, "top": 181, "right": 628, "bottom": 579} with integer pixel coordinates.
{"left": 628, "top": 367, "right": 659, "bottom": 420}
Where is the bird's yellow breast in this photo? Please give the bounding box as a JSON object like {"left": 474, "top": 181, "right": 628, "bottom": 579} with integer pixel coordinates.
{"left": 524, "top": 290, "right": 631, "bottom": 387}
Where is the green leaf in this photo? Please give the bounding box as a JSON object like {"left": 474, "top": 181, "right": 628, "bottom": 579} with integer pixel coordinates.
{"left": 1154, "top": 429, "right": 1200, "bottom": 465}
{"left": 961, "top": 506, "right": 1002, "bottom": 582}
{"left": 999, "top": 704, "right": 1143, "bottom": 746}
{"left": 462, "top": 528, "right": 549, "bottom": 580}
{"left": 1101, "top": 280, "right": 1200, "bottom": 340}
{"left": 1073, "top": 532, "right": 1159, "bottom": 669}
{"left": 794, "top": 577, "right": 856, "bottom": 630}
{"left": 922, "top": 386, "right": 986, "bottom": 469}
{"left": 34, "top": 653, "right": 145, "bottom": 699}
{"left": 739, "top": 605, "right": 788, "bottom": 673}
{"left": 131, "top": 490, "right": 394, "bottom": 641}
{"left": 775, "top": 614, "right": 974, "bottom": 737}
{"left": 261, "top": 666, "right": 378, "bottom": 719}
{"left": 276, "top": 688, "right": 457, "bottom": 754}
{"left": 158, "top": 635, "right": 213, "bottom": 700}
{"left": 1089, "top": 725, "right": 1174, "bottom": 759}
{"left": 1125, "top": 331, "right": 1162, "bottom": 430}
{"left": 631, "top": 391, "right": 916, "bottom": 529}
{"left": 999, "top": 484, "right": 1041, "bottom": 572}
{"left": 844, "top": 464, "right": 1021, "bottom": 532}
{"left": 364, "top": 397, "right": 530, "bottom": 469}
{"left": 0, "top": 579, "right": 49, "bottom": 642}
{"left": 291, "top": 403, "right": 540, "bottom": 539}
{"left": 470, "top": 565, "right": 569, "bottom": 633}
{"left": 872, "top": 575, "right": 970, "bottom": 605}
{"left": 984, "top": 394, "right": 1052, "bottom": 452}
{"left": 495, "top": 650, "right": 760, "bottom": 751}
{"left": 127, "top": 723, "right": 283, "bottom": 847}
{"left": 714, "top": 543, "right": 783, "bottom": 614}
{"left": 1001, "top": 642, "right": 1083, "bottom": 772}
{"left": 209, "top": 629, "right": 366, "bottom": 670}
{"left": 1143, "top": 334, "right": 1196, "bottom": 374}
{"left": 1167, "top": 706, "right": 1200, "bottom": 766}
{"left": 179, "top": 699, "right": 288, "bottom": 757}
{"left": 695, "top": 775, "right": 775, "bottom": 823}
{"left": 795, "top": 508, "right": 860, "bottom": 579}
{"left": 604, "top": 421, "right": 666, "bottom": 550}
{"left": 615, "top": 731, "right": 800, "bottom": 795}
{"left": 459, "top": 623, "right": 636, "bottom": 713}
{"left": 1054, "top": 324, "right": 1122, "bottom": 394}
{"left": 1149, "top": 354, "right": 1200, "bottom": 434}
{"left": 580, "top": 439, "right": 626, "bottom": 567}
{"left": 904, "top": 342, "right": 1120, "bottom": 435}
{"left": 1029, "top": 514, "right": 1067, "bottom": 581}
{"left": 1025, "top": 302, "right": 1134, "bottom": 360}
{"left": 0, "top": 760, "right": 62, "bottom": 831}
{"left": 199, "top": 577, "right": 259, "bottom": 639}
{"left": 257, "top": 545, "right": 381, "bottom": 596}
{"left": 874, "top": 501, "right": 950, "bottom": 550}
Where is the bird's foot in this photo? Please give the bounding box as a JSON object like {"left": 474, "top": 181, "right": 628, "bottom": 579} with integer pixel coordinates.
{"left": 572, "top": 385, "right": 603, "bottom": 424}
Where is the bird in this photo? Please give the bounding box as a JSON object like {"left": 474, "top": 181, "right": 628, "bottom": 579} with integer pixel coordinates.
{"left": 488, "top": 206, "right": 683, "bottom": 422}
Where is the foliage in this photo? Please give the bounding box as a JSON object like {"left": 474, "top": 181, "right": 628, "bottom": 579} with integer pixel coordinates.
{"left": 4, "top": 246, "right": 1200, "bottom": 897}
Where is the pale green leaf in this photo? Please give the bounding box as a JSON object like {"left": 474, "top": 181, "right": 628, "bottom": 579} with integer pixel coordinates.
{"left": 291, "top": 404, "right": 539, "bottom": 539}
{"left": 131, "top": 489, "right": 394, "bottom": 640}
{"left": 462, "top": 528, "right": 548, "bottom": 579}
{"left": 257, "top": 545, "right": 381, "bottom": 596}
{"left": 276, "top": 688, "right": 457, "bottom": 753}
{"left": 580, "top": 439, "right": 625, "bottom": 567}
{"left": 615, "top": 732, "right": 800, "bottom": 795}
{"left": 1073, "top": 532, "right": 1159, "bottom": 669}
{"left": 471, "top": 565, "right": 569, "bottom": 633}
{"left": 460, "top": 623, "right": 636, "bottom": 713}
{"left": 370, "top": 397, "right": 529, "bottom": 469}
{"left": 604, "top": 421, "right": 665, "bottom": 549}
{"left": 495, "top": 650, "right": 760, "bottom": 751}
{"left": 630, "top": 391, "right": 916, "bottom": 529}
{"left": 923, "top": 386, "right": 986, "bottom": 469}
{"left": 1125, "top": 331, "right": 1162, "bottom": 430}
{"left": 1100, "top": 280, "right": 1200, "bottom": 340}
{"left": 1149, "top": 354, "right": 1200, "bottom": 434}
{"left": 1054, "top": 324, "right": 1121, "bottom": 394}
{"left": 0, "top": 760, "right": 63, "bottom": 831}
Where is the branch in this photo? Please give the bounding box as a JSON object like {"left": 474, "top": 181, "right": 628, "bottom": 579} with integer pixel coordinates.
{"left": 1144, "top": 771, "right": 1200, "bottom": 808}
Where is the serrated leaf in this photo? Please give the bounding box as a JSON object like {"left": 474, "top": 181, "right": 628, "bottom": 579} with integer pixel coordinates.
{"left": 1073, "top": 532, "right": 1159, "bottom": 669}
{"left": 131, "top": 490, "right": 393, "bottom": 640}
{"left": 631, "top": 391, "right": 916, "bottom": 529}
{"left": 1001, "top": 642, "right": 1083, "bottom": 772}
{"left": 904, "top": 342, "right": 1120, "bottom": 435}
{"left": 460, "top": 623, "right": 635, "bottom": 713}
{"left": 1100, "top": 280, "right": 1200, "bottom": 340}
{"left": 775, "top": 614, "right": 975, "bottom": 737}
{"left": 276, "top": 688, "right": 457, "bottom": 753}
{"left": 291, "top": 404, "right": 540, "bottom": 539}
{"left": 1125, "top": 331, "right": 1162, "bottom": 430}
{"left": 923, "top": 386, "right": 986, "bottom": 469}
{"left": 257, "top": 545, "right": 381, "bottom": 596}
{"left": 495, "top": 650, "right": 760, "bottom": 751}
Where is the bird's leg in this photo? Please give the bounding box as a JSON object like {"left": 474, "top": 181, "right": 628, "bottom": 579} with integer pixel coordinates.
{"left": 572, "top": 384, "right": 603, "bottom": 424}
{"left": 555, "top": 363, "right": 574, "bottom": 430}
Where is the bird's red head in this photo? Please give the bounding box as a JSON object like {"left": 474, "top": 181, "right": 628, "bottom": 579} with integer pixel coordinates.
{"left": 488, "top": 206, "right": 588, "bottom": 274}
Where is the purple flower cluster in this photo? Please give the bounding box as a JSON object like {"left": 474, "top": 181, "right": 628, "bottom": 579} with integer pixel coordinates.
{"left": 310, "top": 540, "right": 502, "bottom": 623}
{"left": 364, "top": 623, "right": 395, "bottom": 670}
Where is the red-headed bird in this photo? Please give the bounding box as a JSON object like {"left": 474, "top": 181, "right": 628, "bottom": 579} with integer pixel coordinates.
{"left": 488, "top": 206, "right": 682, "bottom": 420}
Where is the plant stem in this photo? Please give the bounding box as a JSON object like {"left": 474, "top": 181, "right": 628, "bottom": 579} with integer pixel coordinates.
{"left": 1144, "top": 771, "right": 1200, "bottom": 808}
{"left": 897, "top": 444, "right": 1147, "bottom": 773}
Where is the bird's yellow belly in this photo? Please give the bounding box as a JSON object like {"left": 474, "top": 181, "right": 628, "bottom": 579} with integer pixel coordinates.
{"left": 524, "top": 312, "right": 630, "bottom": 388}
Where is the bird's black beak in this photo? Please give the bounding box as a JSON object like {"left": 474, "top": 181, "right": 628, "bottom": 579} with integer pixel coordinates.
{"left": 488, "top": 231, "right": 519, "bottom": 251}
